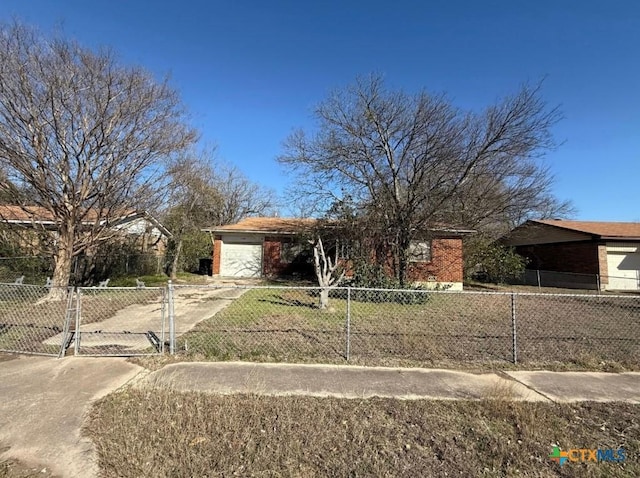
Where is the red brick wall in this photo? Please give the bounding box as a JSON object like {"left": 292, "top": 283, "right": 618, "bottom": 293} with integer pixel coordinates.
{"left": 406, "top": 237, "right": 464, "bottom": 283}
{"left": 597, "top": 244, "right": 609, "bottom": 285}
{"left": 214, "top": 233, "right": 465, "bottom": 283}
{"left": 515, "top": 241, "right": 600, "bottom": 275}
{"left": 263, "top": 236, "right": 283, "bottom": 276}
{"left": 212, "top": 235, "right": 222, "bottom": 275}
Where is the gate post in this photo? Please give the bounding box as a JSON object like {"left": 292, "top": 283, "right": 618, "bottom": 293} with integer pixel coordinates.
{"left": 345, "top": 287, "right": 351, "bottom": 361}
{"left": 511, "top": 292, "right": 517, "bottom": 364}
{"left": 168, "top": 280, "right": 175, "bottom": 355}
{"left": 74, "top": 288, "right": 82, "bottom": 356}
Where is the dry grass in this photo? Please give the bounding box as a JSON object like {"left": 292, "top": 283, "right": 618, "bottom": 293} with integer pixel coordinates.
{"left": 175, "top": 288, "right": 640, "bottom": 371}
{"left": 87, "top": 389, "right": 640, "bottom": 477}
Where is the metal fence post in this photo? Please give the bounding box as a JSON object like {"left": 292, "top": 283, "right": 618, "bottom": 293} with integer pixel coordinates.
{"left": 74, "top": 288, "right": 81, "bottom": 356}
{"left": 511, "top": 292, "right": 517, "bottom": 364}
{"left": 160, "top": 287, "right": 166, "bottom": 354}
{"left": 345, "top": 287, "right": 351, "bottom": 361}
{"left": 168, "top": 280, "right": 175, "bottom": 355}
{"left": 536, "top": 269, "right": 541, "bottom": 290}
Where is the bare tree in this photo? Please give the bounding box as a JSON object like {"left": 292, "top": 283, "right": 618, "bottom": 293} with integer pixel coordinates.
{"left": 0, "top": 23, "right": 196, "bottom": 293}
{"left": 311, "top": 236, "right": 344, "bottom": 309}
{"left": 164, "top": 150, "right": 276, "bottom": 278}
{"left": 279, "top": 75, "right": 569, "bottom": 285}
{"left": 164, "top": 151, "right": 222, "bottom": 279}
{"left": 214, "top": 165, "right": 277, "bottom": 225}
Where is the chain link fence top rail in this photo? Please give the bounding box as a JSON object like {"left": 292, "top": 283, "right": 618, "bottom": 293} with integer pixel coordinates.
{"left": 74, "top": 287, "right": 166, "bottom": 356}
{"left": 170, "top": 285, "right": 640, "bottom": 369}
{"left": 513, "top": 269, "right": 640, "bottom": 292}
{"left": 0, "top": 257, "right": 54, "bottom": 285}
{"left": 0, "top": 283, "right": 70, "bottom": 356}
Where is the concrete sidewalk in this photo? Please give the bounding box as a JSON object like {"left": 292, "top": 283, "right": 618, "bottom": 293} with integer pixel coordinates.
{"left": 139, "top": 361, "right": 640, "bottom": 404}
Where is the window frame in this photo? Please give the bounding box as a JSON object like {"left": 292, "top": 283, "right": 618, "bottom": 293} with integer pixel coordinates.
{"left": 408, "top": 240, "right": 432, "bottom": 263}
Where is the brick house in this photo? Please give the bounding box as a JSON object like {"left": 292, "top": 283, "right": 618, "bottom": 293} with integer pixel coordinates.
{"left": 203, "top": 217, "right": 472, "bottom": 290}
{"left": 500, "top": 219, "right": 640, "bottom": 291}
{"left": 0, "top": 205, "right": 171, "bottom": 255}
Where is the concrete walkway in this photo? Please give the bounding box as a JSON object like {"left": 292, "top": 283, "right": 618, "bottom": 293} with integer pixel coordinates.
{"left": 2, "top": 355, "right": 640, "bottom": 478}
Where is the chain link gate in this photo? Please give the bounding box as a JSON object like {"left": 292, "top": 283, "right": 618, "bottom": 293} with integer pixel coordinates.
{"left": 72, "top": 286, "right": 167, "bottom": 356}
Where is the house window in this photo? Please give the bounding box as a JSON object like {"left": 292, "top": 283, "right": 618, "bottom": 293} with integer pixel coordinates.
{"left": 337, "top": 240, "right": 359, "bottom": 260}
{"left": 408, "top": 241, "right": 431, "bottom": 262}
{"left": 281, "top": 242, "right": 306, "bottom": 263}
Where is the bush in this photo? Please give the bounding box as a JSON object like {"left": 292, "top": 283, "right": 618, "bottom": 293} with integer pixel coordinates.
{"left": 465, "top": 238, "right": 527, "bottom": 284}
{"left": 339, "top": 261, "right": 432, "bottom": 305}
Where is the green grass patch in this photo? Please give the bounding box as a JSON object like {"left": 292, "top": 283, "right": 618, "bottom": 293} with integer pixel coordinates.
{"left": 175, "top": 287, "right": 640, "bottom": 370}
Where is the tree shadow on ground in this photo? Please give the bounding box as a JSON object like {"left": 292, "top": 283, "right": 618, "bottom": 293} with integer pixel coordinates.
{"left": 257, "top": 294, "right": 319, "bottom": 310}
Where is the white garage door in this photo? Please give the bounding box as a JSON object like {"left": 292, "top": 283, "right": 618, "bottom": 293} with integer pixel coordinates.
{"left": 606, "top": 251, "right": 640, "bottom": 290}
{"left": 220, "top": 241, "right": 263, "bottom": 277}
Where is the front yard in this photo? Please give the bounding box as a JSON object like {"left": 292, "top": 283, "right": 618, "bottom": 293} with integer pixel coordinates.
{"left": 176, "top": 287, "right": 640, "bottom": 370}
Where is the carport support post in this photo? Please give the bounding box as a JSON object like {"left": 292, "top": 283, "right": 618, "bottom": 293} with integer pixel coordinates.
{"left": 511, "top": 293, "right": 517, "bottom": 364}
{"left": 168, "top": 280, "right": 175, "bottom": 355}
{"left": 345, "top": 287, "right": 351, "bottom": 361}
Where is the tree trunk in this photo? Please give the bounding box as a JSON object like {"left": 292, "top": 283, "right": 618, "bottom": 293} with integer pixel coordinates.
{"left": 48, "top": 234, "right": 74, "bottom": 300}
{"left": 170, "top": 238, "right": 183, "bottom": 280}
{"left": 396, "top": 228, "right": 411, "bottom": 287}
{"left": 397, "top": 249, "right": 407, "bottom": 287}
{"left": 312, "top": 236, "right": 344, "bottom": 310}
{"left": 319, "top": 288, "right": 329, "bottom": 309}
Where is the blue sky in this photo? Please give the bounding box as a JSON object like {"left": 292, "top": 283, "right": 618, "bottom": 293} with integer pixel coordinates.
{"left": 0, "top": 1, "right": 638, "bottom": 221}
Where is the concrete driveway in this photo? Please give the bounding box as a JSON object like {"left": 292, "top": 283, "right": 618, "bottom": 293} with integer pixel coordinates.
{"left": 42, "top": 286, "right": 246, "bottom": 353}
{"left": 0, "top": 354, "right": 142, "bottom": 478}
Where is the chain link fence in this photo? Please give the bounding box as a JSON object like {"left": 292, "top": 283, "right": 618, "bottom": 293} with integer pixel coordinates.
{"left": 512, "top": 268, "right": 640, "bottom": 292}
{"left": 0, "top": 254, "right": 165, "bottom": 286}
{"left": 0, "top": 282, "right": 71, "bottom": 356}
{"left": 74, "top": 287, "right": 166, "bottom": 356}
{"left": 1, "top": 282, "right": 638, "bottom": 366}
{"left": 171, "top": 286, "right": 345, "bottom": 362}
{"left": 0, "top": 256, "right": 54, "bottom": 285}
{"left": 170, "top": 286, "right": 640, "bottom": 368}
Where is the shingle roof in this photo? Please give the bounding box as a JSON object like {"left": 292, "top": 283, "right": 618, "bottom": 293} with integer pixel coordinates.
{"left": 204, "top": 217, "right": 316, "bottom": 234}
{"left": 0, "top": 205, "right": 57, "bottom": 223}
{"left": 0, "top": 205, "right": 171, "bottom": 236}
{"left": 533, "top": 219, "right": 640, "bottom": 239}
{"left": 204, "top": 217, "right": 475, "bottom": 235}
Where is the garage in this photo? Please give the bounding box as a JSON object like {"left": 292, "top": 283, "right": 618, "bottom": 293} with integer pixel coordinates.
{"left": 220, "top": 237, "right": 263, "bottom": 278}
{"left": 606, "top": 244, "right": 640, "bottom": 290}
{"left": 500, "top": 220, "right": 640, "bottom": 292}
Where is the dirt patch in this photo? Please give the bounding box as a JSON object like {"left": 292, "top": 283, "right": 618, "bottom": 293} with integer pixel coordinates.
{"left": 0, "top": 458, "right": 59, "bottom": 478}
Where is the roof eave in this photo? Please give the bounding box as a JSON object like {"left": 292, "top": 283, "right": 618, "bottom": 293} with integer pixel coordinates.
{"left": 202, "top": 228, "right": 300, "bottom": 235}
{"left": 601, "top": 236, "right": 640, "bottom": 241}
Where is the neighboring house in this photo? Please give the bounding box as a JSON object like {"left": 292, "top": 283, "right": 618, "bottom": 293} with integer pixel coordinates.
{"left": 501, "top": 220, "right": 640, "bottom": 291}
{"left": 0, "top": 205, "right": 172, "bottom": 255}
{"left": 202, "top": 217, "right": 472, "bottom": 290}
